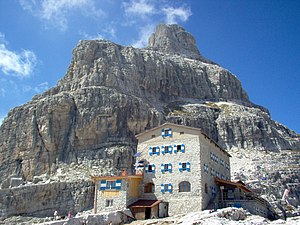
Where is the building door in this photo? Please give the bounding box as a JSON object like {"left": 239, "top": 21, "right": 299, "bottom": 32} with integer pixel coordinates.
{"left": 145, "top": 208, "right": 151, "bottom": 219}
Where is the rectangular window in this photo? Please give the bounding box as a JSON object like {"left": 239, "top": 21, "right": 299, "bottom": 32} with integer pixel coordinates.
{"left": 204, "top": 164, "right": 209, "bottom": 174}
{"left": 180, "top": 131, "right": 184, "bottom": 135}
{"left": 151, "top": 134, "right": 156, "bottom": 138}
{"left": 106, "top": 181, "right": 116, "bottom": 189}
{"left": 161, "top": 145, "right": 173, "bottom": 154}
{"left": 149, "top": 146, "right": 160, "bottom": 156}
{"left": 146, "top": 164, "right": 155, "bottom": 173}
{"left": 161, "top": 128, "right": 172, "bottom": 138}
{"left": 161, "top": 183, "right": 172, "bottom": 193}
{"left": 174, "top": 144, "right": 185, "bottom": 153}
{"left": 105, "top": 199, "right": 113, "bottom": 207}
{"left": 179, "top": 162, "right": 191, "bottom": 172}
{"left": 161, "top": 163, "right": 172, "bottom": 173}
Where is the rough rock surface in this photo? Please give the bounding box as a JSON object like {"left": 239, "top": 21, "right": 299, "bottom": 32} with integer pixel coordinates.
{"left": 0, "top": 24, "right": 299, "bottom": 217}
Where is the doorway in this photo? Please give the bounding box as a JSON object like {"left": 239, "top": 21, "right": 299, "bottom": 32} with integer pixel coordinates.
{"left": 145, "top": 208, "right": 151, "bottom": 219}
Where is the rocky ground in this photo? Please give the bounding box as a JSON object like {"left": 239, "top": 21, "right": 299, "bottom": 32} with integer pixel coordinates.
{"left": 229, "top": 148, "right": 300, "bottom": 217}
{"left": 1, "top": 207, "right": 299, "bottom": 225}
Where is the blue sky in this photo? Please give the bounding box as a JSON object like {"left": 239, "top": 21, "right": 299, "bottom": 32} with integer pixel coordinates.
{"left": 0, "top": 0, "right": 299, "bottom": 134}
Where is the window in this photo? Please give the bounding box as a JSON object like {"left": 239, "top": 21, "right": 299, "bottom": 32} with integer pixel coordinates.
{"left": 106, "top": 180, "right": 116, "bottom": 189}
{"left": 162, "top": 128, "right": 172, "bottom": 138}
{"left": 205, "top": 183, "right": 208, "bottom": 194}
{"left": 179, "top": 162, "right": 191, "bottom": 172}
{"left": 211, "top": 168, "right": 216, "bottom": 177}
{"left": 162, "top": 145, "right": 173, "bottom": 154}
{"left": 151, "top": 134, "right": 156, "bottom": 138}
{"left": 180, "top": 131, "right": 184, "bottom": 135}
{"left": 220, "top": 159, "right": 225, "bottom": 166}
{"left": 179, "top": 181, "right": 191, "bottom": 192}
{"left": 149, "top": 146, "right": 160, "bottom": 156}
{"left": 204, "top": 164, "right": 209, "bottom": 173}
{"left": 174, "top": 144, "right": 185, "bottom": 153}
{"left": 105, "top": 199, "right": 113, "bottom": 207}
{"left": 145, "top": 164, "right": 155, "bottom": 173}
{"left": 100, "top": 180, "right": 121, "bottom": 190}
{"left": 161, "top": 183, "right": 172, "bottom": 193}
{"left": 210, "top": 186, "right": 217, "bottom": 197}
{"left": 144, "top": 183, "right": 155, "bottom": 193}
{"left": 161, "top": 163, "right": 172, "bottom": 173}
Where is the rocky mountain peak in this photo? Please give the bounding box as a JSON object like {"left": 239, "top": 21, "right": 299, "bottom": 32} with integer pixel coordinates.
{"left": 147, "top": 24, "right": 212, "bottom": 63}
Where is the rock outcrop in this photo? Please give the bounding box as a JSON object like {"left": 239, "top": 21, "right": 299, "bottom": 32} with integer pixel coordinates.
{"left": 0, "top": 24, "right": 299, "bottom": 217}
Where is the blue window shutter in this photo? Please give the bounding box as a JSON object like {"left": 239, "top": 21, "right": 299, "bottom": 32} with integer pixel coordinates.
{"left": 168, "top": 163, "right": 172, "bottom": 173}
{"left": 179, "top": 162, "right": 183, "bottom": 172}
{"left": 168, "top": 145, "right": 172, "bottom": 153}
{"left": 168, "top": 183, "right": 172, "bottom": 193}
{"left": 161, "top": 146, "right": 165, "bottom": 154}
{"left": 161, "top": 129, "right": 165, "bottom": 137}
{"left": 161, "top": 164, "right": 165, "bottom": 172}
{"left": 168, "top": 128, "right": 172, "bottom": 137}
{"left": 161, "top": 184, "right": 165, "bottom": 193}
{"left": 181, "top": 144, "right": 185, "bottom": 153}
{"left": 145, "top": 164, "right": 148, "bottom": 173}
{"left": 149, "top": 147, "right": 153, "bottom": 156}
{"left": 152, "top": 164, "right": 155, "bottom": 173}
{"left": 173, "top": 145, "right": 177, "bottom": 153}
{"left": 100, "top": 180, "right": 106, "bottom": 190}
{"left": 116, "top": 180, "right": 121, "bottom": 190}
{"left": 187, "top": 162, "right": 191, "bottom": 172}
{"left": 156, "top": 146, "right": 160, "bottom": 155}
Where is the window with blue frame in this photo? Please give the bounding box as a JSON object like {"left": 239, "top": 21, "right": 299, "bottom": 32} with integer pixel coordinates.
{"left": 149, "top": 146, "right": 160, "bottom": 156}
{"left": 179, "top": 162, "right": 191, "bottom": 172}
{"left": 174, "top": 144, "right": 185, "bottom": 153}
{"left": 99, "top": 180, "right": 121, "bottom": 191}
{"left": 145, "top": 164, "right": 155, "bottom": 173}
{"left": 161, "top": 163, "right": 172, "bottom": 173}
{"left": 204, "top": 164, "right": 209, "bottom": 174}
{"left": 161, "top": 128, "right": 172, "bottom": 138}
{"left": 161, "top": 145, "right": 173, "bottom": 154}
{"left": 161, "top": 183, "right": 172, "bottom": 193}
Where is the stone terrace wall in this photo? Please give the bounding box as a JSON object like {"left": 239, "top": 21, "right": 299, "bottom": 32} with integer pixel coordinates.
{"left": 0, "top": 181, "right": 94, "bottom": 218}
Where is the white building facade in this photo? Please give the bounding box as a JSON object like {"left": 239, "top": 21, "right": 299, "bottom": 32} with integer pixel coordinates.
{"left": 135, "top": 123, "right": 231, "bottom": 215}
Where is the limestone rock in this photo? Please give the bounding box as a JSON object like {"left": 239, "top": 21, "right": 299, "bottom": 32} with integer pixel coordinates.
{"left": 0, "top": 23, "right": 299, "bottom": 217}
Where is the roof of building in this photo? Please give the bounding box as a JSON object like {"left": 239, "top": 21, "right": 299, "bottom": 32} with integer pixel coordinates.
{"left": 128, "top": 199, "right": 161, "bottom": 208}
{"left": 135, "top": 122, "right": 231, "bottom": 157}
{"left": 215, "top": 178, "right": 252, "bottom": 193}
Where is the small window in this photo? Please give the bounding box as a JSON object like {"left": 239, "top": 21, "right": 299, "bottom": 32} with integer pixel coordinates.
{"left": 105, "top": 199, "right": 113, "bottom": 207}
{"left": 179, "top": 181, "right": 191, "bottom": 192}
{"left": 151, "top": 134, "right": 156, "bottom": 138}
{"left": 205, "top": 183, "right": 208, "bottom": 194}
{"left": 174, "top": 144, "right": 185, "bottom": 153}
{"left": 179, "top": 162, "right": 191, "bottom": 172}
{"left": 146, "top": 164, "right": 155, "bottom": 173}
{"left": 149, "top": 146, "right": 160, "bottom": 155}
{"left": 161, "top": 183, "right": 172, "bottom": 193}
{"left": 162, "top": 128, "right": 172, "bottom": 138}
{"left": 180, "top": 131, "right": 184, "bottom": 135}
{"left": 161, "top": 163, "right": 172, "bottom": 173}
{"left": 106, "top": 181, "right": 116, "bottom": 189}
{"left": 144, "top": 183, "right": 155, "bottom": 193}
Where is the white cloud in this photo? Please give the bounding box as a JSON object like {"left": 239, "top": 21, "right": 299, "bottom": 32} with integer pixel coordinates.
{"left": 124, "top": 0, "right": 155, "bottom": 17}
{"left": 0, "top": 33, "right": 37, "bottom": 78}
{"left": 20, "top": 0, "right": 104, "bottom": 31}
{"left": 132, "top": 24, "right": 155, "bottom": 48}
{"left": 162, "top": 6, "right": 192, "bottom": 24}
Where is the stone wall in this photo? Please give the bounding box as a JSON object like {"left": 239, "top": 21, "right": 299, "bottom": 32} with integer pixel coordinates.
{"left": 0, "top": 181, "right": 94, "bottom": 218}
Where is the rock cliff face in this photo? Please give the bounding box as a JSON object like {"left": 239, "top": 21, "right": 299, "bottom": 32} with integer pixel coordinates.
{"left": 0, "top": 24, "right": 299, "bottom": 216}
